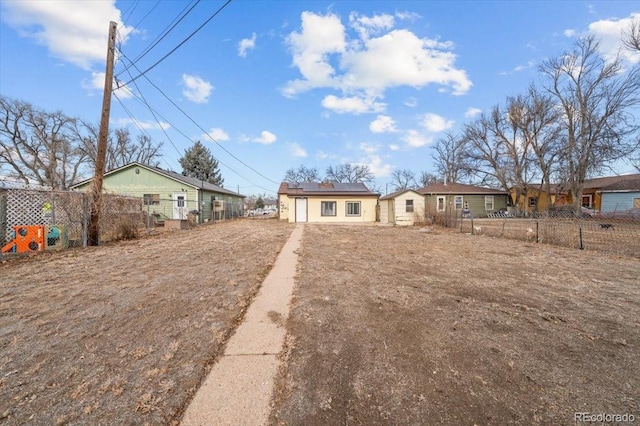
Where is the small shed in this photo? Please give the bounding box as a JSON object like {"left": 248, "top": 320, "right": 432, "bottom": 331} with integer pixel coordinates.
{"left": 379, "top": 189, "right": 426, "bottom": 225}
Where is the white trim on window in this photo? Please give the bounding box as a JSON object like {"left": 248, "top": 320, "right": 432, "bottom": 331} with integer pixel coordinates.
{"left": 454, "top": 195, "right": 463, "bottom": 210}
{"left": 485, "top": 195, "right": 494, "bottom": 210}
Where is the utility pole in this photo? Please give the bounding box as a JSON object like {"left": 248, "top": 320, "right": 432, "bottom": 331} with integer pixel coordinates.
{"left": 88, "top": 21, "right": 117, "bottom": 246}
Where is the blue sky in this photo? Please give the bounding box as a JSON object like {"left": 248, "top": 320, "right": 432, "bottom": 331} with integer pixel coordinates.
{"left": 1, "top": 1, "right": 638, "bottom": 197}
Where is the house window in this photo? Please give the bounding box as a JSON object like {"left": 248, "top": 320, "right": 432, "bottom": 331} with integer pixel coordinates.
{"left": 321, "top": 201, "right": 336, "bottom": 216}
{"left": 406, "top": 199, "right": 414, "bottom": 213}
{"left": 437, "top": 196, "right": 446, "bottom": 212}
{"left": 485, "top": 195, "right": 494, "bottom": 211}
{"left": 143, "top": 194, "right": 160, "bottom": 205}
{"left": 346, "top": 201, "right": 361, "bottom": 216}
{"left": 454, "top": 195, "right": 463, "bottom": 210}
{"left": 529, "top": 197, "right": 537, "bottom": 207}
{"left": 634, "top": 198, "right": 640, "bottom": 209}
{"left": 582, "top": 194, "right": 592, "bottom": 208}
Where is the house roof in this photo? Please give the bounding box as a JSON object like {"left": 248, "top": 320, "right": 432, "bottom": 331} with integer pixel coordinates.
{"left": 379, "top": 189, "right": 422, "bottom": 200}
{"left": 71, "top": 162, "right": 245, "bottom": 197}
{"left": 533, "top": 174, "right": 640, "bottom": 194}
{"left": 416, "top": 182, "right": 507, "bottom": 195}
{"left": 278, "top": 181, "right": 379, "bottom": 196}
{"left": 599, "top": 176, "right": 640, "bottom": 192}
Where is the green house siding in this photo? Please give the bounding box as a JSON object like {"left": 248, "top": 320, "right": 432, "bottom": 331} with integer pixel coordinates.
{"left": 73, "top": 164, "right": 244, "bottom": 223}
{"left": 425, "top": 194, "right": 507, "bottom": 218}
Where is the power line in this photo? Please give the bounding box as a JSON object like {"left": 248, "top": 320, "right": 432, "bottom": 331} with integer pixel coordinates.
{"left": 122, "top": 0, "right": 233, "bottom": 87}
{"left": 116, "top": 0, "right": 201, "bottom": 80}
{"left": 115, "top": 51, "right": 276, "bottom": 193}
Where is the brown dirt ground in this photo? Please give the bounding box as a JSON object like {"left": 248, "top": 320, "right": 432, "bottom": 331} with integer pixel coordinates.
{"left": 270, "top": 224, "right": 640, "bottom": 425}
{"left": 0, "top": 219, "right": 294, "bottom": 425}
{"left": 2, "top": 220, "right": 639, "bottom": 425}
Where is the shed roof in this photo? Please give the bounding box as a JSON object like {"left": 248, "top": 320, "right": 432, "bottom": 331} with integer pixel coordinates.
{"left": 379, "top": 189, "right": 422, "bottom": 200}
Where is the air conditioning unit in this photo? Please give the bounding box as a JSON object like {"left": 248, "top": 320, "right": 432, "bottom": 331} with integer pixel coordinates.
{"left": 212, "top": 200, "right": 224, "bottom": 211}
{"left": 44, "top": 225, "right": 68, "bottom": 251}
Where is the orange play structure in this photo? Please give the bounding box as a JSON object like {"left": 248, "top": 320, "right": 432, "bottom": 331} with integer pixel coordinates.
{"left": 1, "top": 225, "right": 45, "bottom": 253}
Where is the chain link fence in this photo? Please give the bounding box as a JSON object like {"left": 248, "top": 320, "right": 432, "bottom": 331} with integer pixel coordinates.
{"left": 460, "top": 214, "right": 640, "bottom": 258}
{"left": 1, "top": 188, "right": 145, "bottom": 258}
{"left": 423, "top": 205, "right": 640, "bottom": 257}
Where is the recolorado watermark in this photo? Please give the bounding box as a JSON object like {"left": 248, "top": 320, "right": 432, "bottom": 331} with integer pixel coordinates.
{"left": 574, "top": 412, "right": 636, "bottom": 423}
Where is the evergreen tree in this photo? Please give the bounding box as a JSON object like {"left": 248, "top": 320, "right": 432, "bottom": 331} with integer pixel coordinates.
{"left": 256, "top": 196, "right": 265, "bottom": 209}
{"left": 179, "top": 141, "right": 224, "bottom": 186}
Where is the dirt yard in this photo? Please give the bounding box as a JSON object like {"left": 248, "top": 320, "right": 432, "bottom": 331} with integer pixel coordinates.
{"left": 270, "top": 224, "right": 640, "bottom": 425}
{"left": 1, "top": 220, "right": 639, "bottom": 425}
{"left": 0, "top": 219, "right": 294, "bottom": 425}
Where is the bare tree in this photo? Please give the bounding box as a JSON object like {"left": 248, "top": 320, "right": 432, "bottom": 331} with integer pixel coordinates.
{"left": 390, "top": 169, "right": 416, "bottom": 191}
{"left": 508, "top": 86, "right": 563, "bottom": 209}
{"left": 417, "top": 171, "right": 438, "bottom": 187}
{"left": 540, "top": 35, "right": 640, "bottom": 213}
{"left": 622, "top": 18, "right": 640, "bottom": 52}
{"left": 79, "top": 122, "right": 162, "bottom": 171}
{"left": 462, "top": 112, "right": 513, "bottom": 198}
{"left": 283, "top": 165, "right": 320, "bottom": 183}
{"left": 431, "top": 132, "right": 472, "bottom": 184}
{"left": 0, "top": 95, "right": 89, "bottom": 189}
{"left": 325, "top": 163, "right": 374, "bottom": 184}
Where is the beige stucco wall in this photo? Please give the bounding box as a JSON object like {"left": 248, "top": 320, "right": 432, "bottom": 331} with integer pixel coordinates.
{"left": 279, "top": 195, "right": 378, "bottom": 223}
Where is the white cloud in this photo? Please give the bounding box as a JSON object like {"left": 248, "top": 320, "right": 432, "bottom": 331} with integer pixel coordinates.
{"left": 238, "top": 32, "right": 257, "bottom": 57}
{"left": 465, "top": 107, "right": 482, "bottom": 118}
{"left": 564, "top": 29, "right": 577, "bottom": 38}
{"left": 389, "top": 144, "right": 400, "bottom": 151}
{"left": 181, "top": 74, "right": 213, "bottom": 103}
{"left": 115, "top": 118, "right": 170, "bottom": 131}
{"left": 1, "top": 1, "right": 135, "bottom": 70}
{"left": 321, "top": 95, "right": 385, "bottom": 114}
{"left": 404, "top": 97, "right": 418, "bottom": 108}
{"left": 369, "top": 115, "right": 397, "bottom": 133}
{"left": 290, "top": 142, "right": 308, "bottom": 157}
{"left": 403, "top": 129, "right": 432, "bottom": 148}
{"left": 588, "top": 13, "right": 640, "bottom": 64}
{"left": 363, "top": 154, "right": 393, "bottom": 177}
{"left": 253, "top": 130, "right": 277, "bottom": 144}
{"left": 420, "top": 113, "right": 454, "bottom": 133}
{"left": 203, "top": 128, "right": 229, "bottom": 142}
{"left": 359, "top": 142, "right": 379, "bottom": 154}
{"left": 283, "top": 11, "right": 472, "bottom": 112}
{"left": 349, "top": 12, "right": 395, "bottom": 40}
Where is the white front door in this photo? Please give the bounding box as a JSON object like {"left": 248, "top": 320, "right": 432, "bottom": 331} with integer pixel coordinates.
{"left": 295, "top": 198, "right": 307, "bottom": 222}
{"left": 173, "top": 192, "right": 188, "bottom": 219}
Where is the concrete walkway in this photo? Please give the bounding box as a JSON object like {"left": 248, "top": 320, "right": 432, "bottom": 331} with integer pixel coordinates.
{"left": 181, "top": 224, "right": 304, "bottom": 426}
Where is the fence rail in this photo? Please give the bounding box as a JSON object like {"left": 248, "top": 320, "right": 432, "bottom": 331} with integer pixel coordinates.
{"left": 425, "top": 206, "right": 640, "bottom": 257}
{"left": 1, "top": 188, "right": 145, "bottom": 258}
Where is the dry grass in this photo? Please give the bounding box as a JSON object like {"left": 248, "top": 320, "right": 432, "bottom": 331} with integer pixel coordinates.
{"left": 0, "top": 219, "right": 294, "bottom": 425}
{"left": 271, "top": 224, "right": 640, "bottom": 425}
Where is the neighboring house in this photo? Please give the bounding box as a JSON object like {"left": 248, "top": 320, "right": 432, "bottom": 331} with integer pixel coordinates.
{"left": 514, "top": 174, "right": 640, "bottom": 213}
{"left": 511, "top": 186, "right": 568, "bottom": 214}
{"left": 599, "top": 177, "right": 640, "bottom": 213}
{"left": 278, "top": 181, "right": 379, "bottom": 223}
{"left": 379, "top": 189, "right": 426, "bottom": 226}
{"left": 71, "top": 162, "right": 245, "bottom": 224}
{"left": 417, "top": 182, "right": 508, "bottom": 218}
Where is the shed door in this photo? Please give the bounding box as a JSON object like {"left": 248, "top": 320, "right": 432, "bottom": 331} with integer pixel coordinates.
{"left": 389, "top": 200, "right": 395, "bottom": 224}
{"left": 295, "top": 198, "right": 307, "bottom": 222}
{"left": 173, "top": 192, "right": 188, "bottom": 219}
